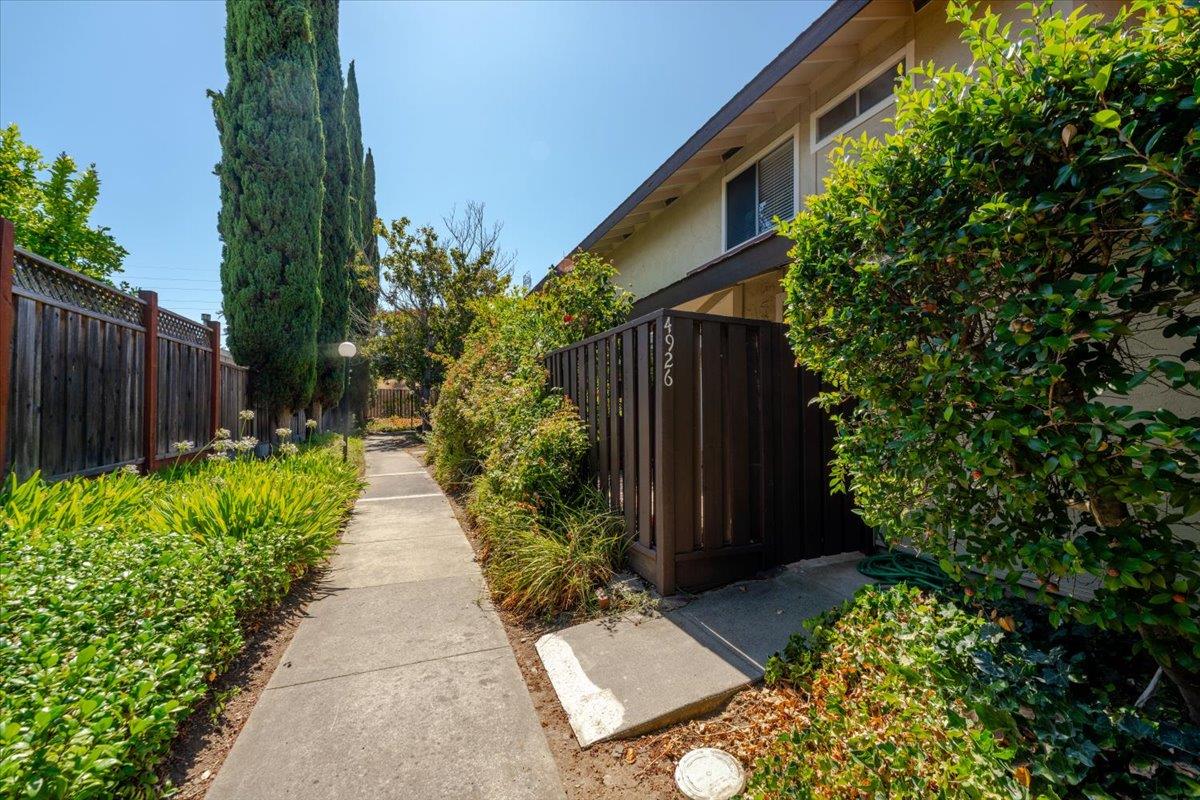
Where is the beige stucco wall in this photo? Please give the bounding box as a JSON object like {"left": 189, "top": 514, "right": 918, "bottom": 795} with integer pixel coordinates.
{"left": 608, "top": 1, "right": 1104, "bottom": 304}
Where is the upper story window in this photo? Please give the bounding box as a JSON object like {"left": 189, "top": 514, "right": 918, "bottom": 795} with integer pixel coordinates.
{"left": 724, "top": 134, "right": 797, "bottom": 250}
{"left": 812, "top": 49, "right": 909, "bottom": 151}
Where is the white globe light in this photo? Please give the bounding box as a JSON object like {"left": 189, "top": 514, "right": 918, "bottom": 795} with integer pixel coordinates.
{"left": 338, "top": 341, "right": 357, "bottom": 358}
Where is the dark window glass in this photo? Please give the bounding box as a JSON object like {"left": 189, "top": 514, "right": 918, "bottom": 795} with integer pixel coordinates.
{"left": 725, "top": 165, "right": 757, "bottom": 249}
{"left": 816, "top": 94, "right": 856, "bottom": 142}
{"left": 858, "top": 59, "right": 904, "bottom": 111}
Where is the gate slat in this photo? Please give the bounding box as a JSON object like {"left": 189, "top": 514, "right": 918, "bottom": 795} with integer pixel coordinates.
{"left": 621, "top": 329, "right": 637, "bottom": 540}
{"left": 636, "top": 322, "right": 653, "bottom": 550}
{"left": 726, "top": 323, "right": 750, "bottom": 546}
{"left": 699, "top": 320, "right": 723, "bottom": 552}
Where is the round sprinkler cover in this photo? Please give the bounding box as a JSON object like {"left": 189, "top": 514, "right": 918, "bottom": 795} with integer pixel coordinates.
{"left": 674, "top": 748, "right": 745, "bottom": 800}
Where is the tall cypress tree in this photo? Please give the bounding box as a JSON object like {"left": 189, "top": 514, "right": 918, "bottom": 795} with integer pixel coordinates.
{"left": 311, "top": 0, "right": 352, "bottom": 407}
{"left": 344, "top": 61, "right": 365, "bottom": 253}
{"left": 352, "top": 148, "right": 380, "bottom": 333}
{"left": 210, "top": 0, "right": 323, "bottom": 416}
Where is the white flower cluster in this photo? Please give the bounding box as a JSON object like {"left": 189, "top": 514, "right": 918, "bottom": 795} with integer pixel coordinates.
{"left": 278, "top": 442, "right": 299, "bottom": 457}
{"left": 234, "top": 436, "right": 258, "bottom": 453}
{"left": 215, "top": 427, "right": 231, "bottom": 440}
{"left": 306, "top": 419, "right": 318, "bottom": 430}
{"left": 275, "top": 427, "right": 292, "bottom": 440}
{"left": 173, "top": 440, "right": 194, "bottom": 454}
{"left": 121, "top": 464, "right": 140, "bottom": 475}
{"left": 238, "top": 409, "right": 255, "bottom": 422}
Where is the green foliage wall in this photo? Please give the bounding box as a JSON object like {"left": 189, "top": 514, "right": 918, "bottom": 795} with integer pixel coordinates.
{"left": 780, "top": 0, "right": 1200, "bottom": 715}
{"left": 311, "top": 0, "right": 353, "bottom": 407}
{"left": 0, "top": 124, "right": 127, "bottom": 282}
{"left": 210, "top": 0, "right": 324, "bottom": 414}
{"left": 428, "top": 252, "right": 632, "bottom": 617}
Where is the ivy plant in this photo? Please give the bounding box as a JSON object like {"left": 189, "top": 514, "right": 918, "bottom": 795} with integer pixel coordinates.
{"left": 780, "top": 0, "right": 1200, "bottom": 719}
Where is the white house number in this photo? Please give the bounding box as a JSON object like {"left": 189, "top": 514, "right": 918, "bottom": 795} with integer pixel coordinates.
{"left": 662, "top": 317, "right": 675, "bottom": 388}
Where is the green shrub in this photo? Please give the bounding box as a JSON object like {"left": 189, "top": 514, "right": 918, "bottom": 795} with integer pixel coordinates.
{"left": 428, "top": 252, "right": 632, "bottom": 618}
{"left": 779, "top": 0, "right": 1200, "bottom": 715}
{"left": 748, "top": 585, "right": 1200, "bottom": 799}
{"left": 477, "top": 491, "right": 627, "bottom": 619}
{"left": 0, "top": 442, "right": 361, "bottom": 798}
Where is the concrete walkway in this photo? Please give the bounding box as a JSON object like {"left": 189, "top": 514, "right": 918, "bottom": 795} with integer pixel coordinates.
{"left": 208, "top": 436, "right": 565, "bottom": 800}
{"left": 537, "top": 554, "right": 871, "bottom": 747}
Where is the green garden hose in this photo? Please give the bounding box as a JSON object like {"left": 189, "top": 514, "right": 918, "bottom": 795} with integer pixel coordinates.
{"left": 857, "top": 551, "right": 953, "bottom": 592}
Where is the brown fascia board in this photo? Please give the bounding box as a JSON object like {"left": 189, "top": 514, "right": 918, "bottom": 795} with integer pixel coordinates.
{"left": 572, "top": 0, "right": 869, "bottom": 256}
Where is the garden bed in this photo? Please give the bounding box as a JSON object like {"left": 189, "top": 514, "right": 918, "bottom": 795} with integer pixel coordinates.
{"left": 0, "top": 435, "right": 363, "bottom": 799}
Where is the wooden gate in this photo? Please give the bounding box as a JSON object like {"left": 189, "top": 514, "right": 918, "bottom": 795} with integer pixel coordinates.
{"left": 545, "top": 309, "right": 871, "bottom": 595}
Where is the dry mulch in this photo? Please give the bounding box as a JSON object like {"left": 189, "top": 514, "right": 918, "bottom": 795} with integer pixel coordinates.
{"left": 411, "top": 442, "right": 800, "bottom": 799}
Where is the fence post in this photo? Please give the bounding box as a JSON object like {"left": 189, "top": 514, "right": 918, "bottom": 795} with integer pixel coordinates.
{"left": 204, "top": 315, "right": 221, "bottom": 438}
{"left": 139, "top": 290, "right": 159, "bottom": 472}
{"left": 0, "top": 218, "right": 14, "bottom": 477}
{"left": 653, "top": 312, "right": 679, "bottom": 595}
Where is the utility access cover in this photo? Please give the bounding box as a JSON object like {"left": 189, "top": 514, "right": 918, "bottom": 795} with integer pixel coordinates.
{"left": 674, "top": 748, "right": 745, "bottom": 800}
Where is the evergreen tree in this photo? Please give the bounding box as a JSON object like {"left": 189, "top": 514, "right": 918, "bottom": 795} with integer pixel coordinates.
{"left": 343, "top": 61, "right": 365, "bottom": 253}
{"left": 311, "top": 0, "right": 352, "bottom": 407}
{"left": 352, "top": 148, "right": 380, "bottom": 332}
{"left": 209, "top": 0, "right": 324, "bottom": 415}
{"left": 346, "top": 148, "right": 380, "bottom": 423}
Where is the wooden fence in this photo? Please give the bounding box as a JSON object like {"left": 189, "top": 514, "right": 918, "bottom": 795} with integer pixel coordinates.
{"left": 369, "top": 386, "right": 419, "bottom": 420}
{"left": 545, "top": 308, "right": 871, "bottom": 595}
{"left": 0, "top": 218, "right": 255, "bottom": 480}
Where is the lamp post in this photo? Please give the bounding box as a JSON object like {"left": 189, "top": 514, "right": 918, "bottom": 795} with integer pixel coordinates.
{"left": 338, "top": 340, "right": 357, "bottom": 462}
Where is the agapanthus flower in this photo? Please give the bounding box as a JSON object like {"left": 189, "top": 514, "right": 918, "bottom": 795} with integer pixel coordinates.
{"left": 173, "top": 440, "right": 194, "bottom": 454}
{"left": 214, "top": 427, "right": 231, "bottom": 440}
{"left": 238, "top": 409, "right": 255, "bottom": 421}
{"left": 275, "top": 427, "right": 292, "bottom": 440}
{"left": 278, "top": 442, "right": 299, "bottom": 457}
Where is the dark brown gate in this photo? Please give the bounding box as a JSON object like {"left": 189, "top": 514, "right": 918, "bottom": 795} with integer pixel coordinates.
{"left": 545, "top": 309, "right": 871, "bottom": 595}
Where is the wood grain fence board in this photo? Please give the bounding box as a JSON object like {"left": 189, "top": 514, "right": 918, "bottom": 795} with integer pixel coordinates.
{"left": 585, "top": 341, "right": 597, "bottom": 483}
{"left": 726, "top": 323, "right": 751, "bottom": 547}
{"left": 800, "top": 367, "right": 823, "bottom": 559}
{"left": 636, "top": 321, "right": 653, "bottom": 550}
{"left": 608, "top": 333, "right": 621, "bottom": 508}
{"left": 621, "top": 329, "right": 637, "bottom": 538}
{"left": 12, "top": 298, "right": 39, "bottom": 473}
{"left": 63, "top": 311, "right": 84, "bottom": 475}
{"left": 699, "top": 320, "right": 724, "bottom": 552}
{"left": 596, "top": 338, "right": 609, "bottom": 498}
{"left": 39, "top": 305, "right": 63, "bottom": 476}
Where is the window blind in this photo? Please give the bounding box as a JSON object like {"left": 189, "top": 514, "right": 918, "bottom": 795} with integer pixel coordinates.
{"left": 756, "top": 139, "right": 794, "bottom": 231}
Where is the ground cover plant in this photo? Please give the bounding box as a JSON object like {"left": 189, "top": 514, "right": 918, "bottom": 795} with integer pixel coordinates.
{"left": 428, "top": 252, "right": 632, "bottom": 618}
{"left": 0, "top": 435, "right": 361, "bottom": 798}
{"left": 744, "top": 584, "right": 1200, "bottom": 799}
{"left": 780, "top": 0, "right": 1200, "bottom": 716}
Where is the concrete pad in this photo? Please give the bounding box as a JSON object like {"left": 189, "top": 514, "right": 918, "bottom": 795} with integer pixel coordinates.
{"left": 328, "top": 535, "right": 477, "bottom": 588}
{"left": 208, "top": 648, "right": 564, "bottom": 800}
{"left": 267, "top": 573, "right": 504, "bottom": 688}
{"left": 537, "top": 555, "right": 871, "bottom": 747}
{"left": 339, "top": 514, "right": 463, "bottom": 544}
{"left": 360, "top": 470, "right": 440, "bottom": 499}
{"left": 351, "top": 491, "right": 456, "bottom": 519}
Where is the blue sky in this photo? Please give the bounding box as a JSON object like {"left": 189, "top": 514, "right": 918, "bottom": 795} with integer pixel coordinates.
{"left": 0, "top": 0, "right": 831, "bottom": 322}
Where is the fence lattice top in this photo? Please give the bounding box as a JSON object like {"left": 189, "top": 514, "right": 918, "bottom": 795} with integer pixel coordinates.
{"left": 13, "top": 248, "right": 144, "bottom": 326}
{"left": 158, "top": 309, "right": 211, "bottom": 347}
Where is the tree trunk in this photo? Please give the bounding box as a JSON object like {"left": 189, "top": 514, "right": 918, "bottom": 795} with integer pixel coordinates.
{"left": 1161, "top": 662, "right": 1200, "bottom": 724}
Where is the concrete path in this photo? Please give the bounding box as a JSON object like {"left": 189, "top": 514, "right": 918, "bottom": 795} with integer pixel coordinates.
{"left": 208, "top": 436, "right": 565, "bottom": 800}
{"left": 537, "top": 554, "right": 871, "bottom": 747}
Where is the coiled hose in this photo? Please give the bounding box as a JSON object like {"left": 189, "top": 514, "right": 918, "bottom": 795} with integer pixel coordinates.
{"left": 857, "top": 551, "right": 953, "bottom": 592}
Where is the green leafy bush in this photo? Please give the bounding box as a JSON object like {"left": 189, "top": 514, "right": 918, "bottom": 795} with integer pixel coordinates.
{"left": 779, "top": 0, "right": 1200, "bottom": 715}
{"left": 748, "top": 585, "right": 1200, "bottom": 799}
{"left": 428, "top": 252, "right": 632, "bottom": 618}
{"left": 0, "top": 441, "right": 361, "bottom": 798}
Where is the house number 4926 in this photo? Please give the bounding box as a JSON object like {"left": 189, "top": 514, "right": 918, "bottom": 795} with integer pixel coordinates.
{"left": 662, "top": 317, "right": 675, "bottom": 387}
